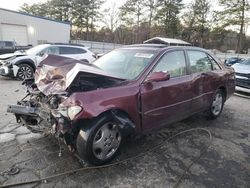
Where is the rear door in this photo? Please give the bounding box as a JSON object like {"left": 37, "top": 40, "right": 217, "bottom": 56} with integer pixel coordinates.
{"left": 140, "top": 50, "right": 193, "bottom": 132}
{"left": 186, "top": 50, "right": 223, "bottom": 113}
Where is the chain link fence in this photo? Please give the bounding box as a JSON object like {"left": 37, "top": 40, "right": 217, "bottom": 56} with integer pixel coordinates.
{"left": 70, "top": 40, "right": 123, "bottom": 54}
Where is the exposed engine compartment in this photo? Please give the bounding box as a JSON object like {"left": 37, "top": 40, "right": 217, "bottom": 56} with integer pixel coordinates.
{"left": 67, "top": 73, "right": 125, "bottom": 94}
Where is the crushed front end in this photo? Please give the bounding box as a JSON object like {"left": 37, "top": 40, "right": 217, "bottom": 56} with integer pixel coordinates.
{"left": 7, "top": 55, "right": 126, "bottom": 152}
{"left": 7, "top": 78, "right": 80, "bottom": 150}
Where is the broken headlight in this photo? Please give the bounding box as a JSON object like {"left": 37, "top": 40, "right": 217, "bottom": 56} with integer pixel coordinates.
{"left": 3, "top": 60, "right": 12, "bottom": 66}
{"left": 68, "top": 106, "right": 82, "bottom": 120}
{"left": 57, "top": 105, "right": 82, "bottom": 120}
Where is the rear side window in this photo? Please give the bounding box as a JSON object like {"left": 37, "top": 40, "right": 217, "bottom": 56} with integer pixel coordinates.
{"left": 59, "top": 47, "right": 86, "bottom": 54}
{"left": 187, "top": 51, "right": 212, "bottom": 73}
{"left": 153, "top": 50, "right": 187, "bottom": 78}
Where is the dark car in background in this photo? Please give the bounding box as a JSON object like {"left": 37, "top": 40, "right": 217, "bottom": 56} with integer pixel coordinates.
{"left": 0, "top": 41, "right": 32, "bottom": 55}
{"left": 224, "top": 57, "right": 245, "bottom": 66}
{"left": 8, "top": 44, "right": 235, "bottom": 165}
{"left": 232, "top": 58, "right": 250, "bottom": 93}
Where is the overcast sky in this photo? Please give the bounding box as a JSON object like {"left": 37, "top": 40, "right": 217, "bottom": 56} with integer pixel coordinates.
{"left": 0, "top": 0, "right": 46, "bottom": 10}
{"left": 0, "top": 0, "right": 192, "bottom": 11}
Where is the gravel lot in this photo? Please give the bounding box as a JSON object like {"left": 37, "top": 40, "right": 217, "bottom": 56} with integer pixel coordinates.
{"left": 0, "top": 77, "right": 249, "bottom": 188}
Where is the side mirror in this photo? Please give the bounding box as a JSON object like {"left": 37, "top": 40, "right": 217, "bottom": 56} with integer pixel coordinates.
{"left": 146, "top": 71, "right": 170, "bottom": 83}
{"left": 38, "top": 52, "right": 45, "bottom": 57}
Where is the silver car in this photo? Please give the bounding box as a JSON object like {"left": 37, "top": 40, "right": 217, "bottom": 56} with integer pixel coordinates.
{"left": 232, "top": 58, "right": 250, "bottom": 93}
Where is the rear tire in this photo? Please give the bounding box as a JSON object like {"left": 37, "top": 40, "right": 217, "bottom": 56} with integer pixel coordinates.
{"left": 16, "top": 64, "right": 34, "bottom": 80}
{"left": 76, "top": 115, "right": 122, "bottom": 165}
{"left": 206, "top": 89, "right": 225, "bottom": 119}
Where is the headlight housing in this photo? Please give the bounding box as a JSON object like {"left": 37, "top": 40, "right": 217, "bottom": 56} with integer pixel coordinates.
{"left": 67, "top": 106, "right": 82, "bottom": 120}
{"left": 57, "top": 104, "right": 82, "bottom": 120}
{"left": 3, "top": 60, "right": 12, "bottom": 66}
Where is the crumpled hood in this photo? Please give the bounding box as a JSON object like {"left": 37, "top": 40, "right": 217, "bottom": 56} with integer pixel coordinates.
{"left": 35, "top": 55, "right": 124, "bottom": 95}
{"left": 0, "top": 51, "right": 25, "bottom": 60}
{"left": 0, "top": 53, "right": 15, "bottom": 60}
{"left": 232, "top": 63, "right": 250, "bottom": 74}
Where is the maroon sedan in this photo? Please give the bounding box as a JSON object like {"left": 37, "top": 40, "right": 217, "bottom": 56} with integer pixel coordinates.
{"left": 8, "top": 44, "right": 235, "bottom": 165}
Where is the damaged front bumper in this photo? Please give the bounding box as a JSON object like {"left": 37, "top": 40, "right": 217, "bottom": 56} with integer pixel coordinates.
{"left": 0, "top": 65, "right": 13, "bottom": 77}
{"left": 0, "top": 64, "right": 19, "bottom": 77}
{"left": 7, "top": 102, "right": 72, "bottom": 133}
{"left": 7, "top": 104, "right": 38, "bottom": 117}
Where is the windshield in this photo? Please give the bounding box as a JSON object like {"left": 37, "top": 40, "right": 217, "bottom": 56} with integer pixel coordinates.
{"left": 93, "top": 49, "right": 157, "bottom": 80}
{"left": 241, "top": 58, "right": 250, "bottom": 65}
{"left": 26, "top": 44, "right": 49, "bottom": 55}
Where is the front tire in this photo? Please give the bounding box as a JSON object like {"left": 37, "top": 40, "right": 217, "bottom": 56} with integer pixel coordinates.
{"left": 76, "top": 116, "right": 122, "bottom": 165}
{"left": 16, "top": 64, "right": 34, "bottom": 80}
{"left": 207, "top": 89, "right": 225, "bottom": 119}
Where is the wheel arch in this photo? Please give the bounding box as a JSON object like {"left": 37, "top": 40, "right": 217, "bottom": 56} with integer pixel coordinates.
{"left": 218, "top": 85, "right": 227, "bottom": 101}
{"left": 73, "top": 108, "right": 136, "bottom": 137}
{"left": 15, "top": 60, "right": 36, "bottom": 71}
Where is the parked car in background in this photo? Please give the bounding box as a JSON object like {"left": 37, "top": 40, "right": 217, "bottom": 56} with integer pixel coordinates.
{"left": 224, "top": 57, "right": 245, "bottom": 66}
{"left": 232, "top": 58, "right": 250, "bottom": 93}
{"left": 0, "top": 41, "right": 32, "bottom": 55}
{"left": 0, "top": 43, "right": 96, "bottom": 80}
{"left": 8, "top": 44, "right": 235, "bottom": 165}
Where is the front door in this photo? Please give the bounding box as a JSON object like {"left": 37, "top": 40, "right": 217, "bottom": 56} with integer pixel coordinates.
{"left": 140, "top": 50, "right": 193, "bottom": 132}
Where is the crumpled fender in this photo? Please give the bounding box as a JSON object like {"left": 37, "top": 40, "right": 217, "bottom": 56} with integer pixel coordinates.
{"left": 110, "top": 110, "right": 135, "bottom": 136}
{"left": 77, "top": 110, "right": 136, "bottom": 142}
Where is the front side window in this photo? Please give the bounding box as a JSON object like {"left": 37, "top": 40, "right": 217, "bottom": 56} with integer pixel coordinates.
{"left": 153, "top": 50, "right": 187, "bottom": 78}
{"left": 187, "top": 51, "right": 212, "bottom": 73}
{"left": 47, "top": 47, "right": 59, "bottom": 55}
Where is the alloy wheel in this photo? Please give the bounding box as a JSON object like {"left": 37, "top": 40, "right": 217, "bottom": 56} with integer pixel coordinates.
{"left": 211, "top": 93, "right": 223, "bottom": 116}
{"left": 17, "top": 65, "right": 33, "bottom": 80}
{"left": 92, "top": 123, "right": 121, "bottom": 160}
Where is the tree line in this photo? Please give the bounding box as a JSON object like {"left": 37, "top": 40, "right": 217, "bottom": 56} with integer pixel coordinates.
{"left": 20, "top": 0, "right": 250, "bottom": 53}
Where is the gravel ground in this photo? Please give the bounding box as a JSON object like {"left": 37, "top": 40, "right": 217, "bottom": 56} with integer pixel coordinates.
{"left": 0, "top": 77, "right": 249, "bottom": 188}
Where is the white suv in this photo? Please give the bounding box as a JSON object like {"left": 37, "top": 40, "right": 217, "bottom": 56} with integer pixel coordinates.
{"left": 0, "top": 44, "right": 96, "bottom": 80}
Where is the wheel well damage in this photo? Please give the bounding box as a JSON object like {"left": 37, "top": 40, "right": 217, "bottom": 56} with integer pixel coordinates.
{"left": 74, "top": 109, "right": 136, "bottom": 138}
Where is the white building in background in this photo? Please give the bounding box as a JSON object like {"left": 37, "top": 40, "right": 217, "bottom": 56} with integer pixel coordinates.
{"left": 0, "top": 8, "right": 70, "bottom": 46}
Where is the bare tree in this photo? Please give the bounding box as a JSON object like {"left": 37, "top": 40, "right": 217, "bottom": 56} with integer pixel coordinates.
{"left": 215, "top": 0, "right": 250, "bottom": 53}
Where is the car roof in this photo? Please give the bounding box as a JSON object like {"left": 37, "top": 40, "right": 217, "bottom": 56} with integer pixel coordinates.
{"left": 45, "top": 43, "right": 88, "bottom": 49}
{"left": 144, "top": 37, "right": 191, "bottom": 46}
{"left": 120, "top": 44, "right": 207, "bottom": 53}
